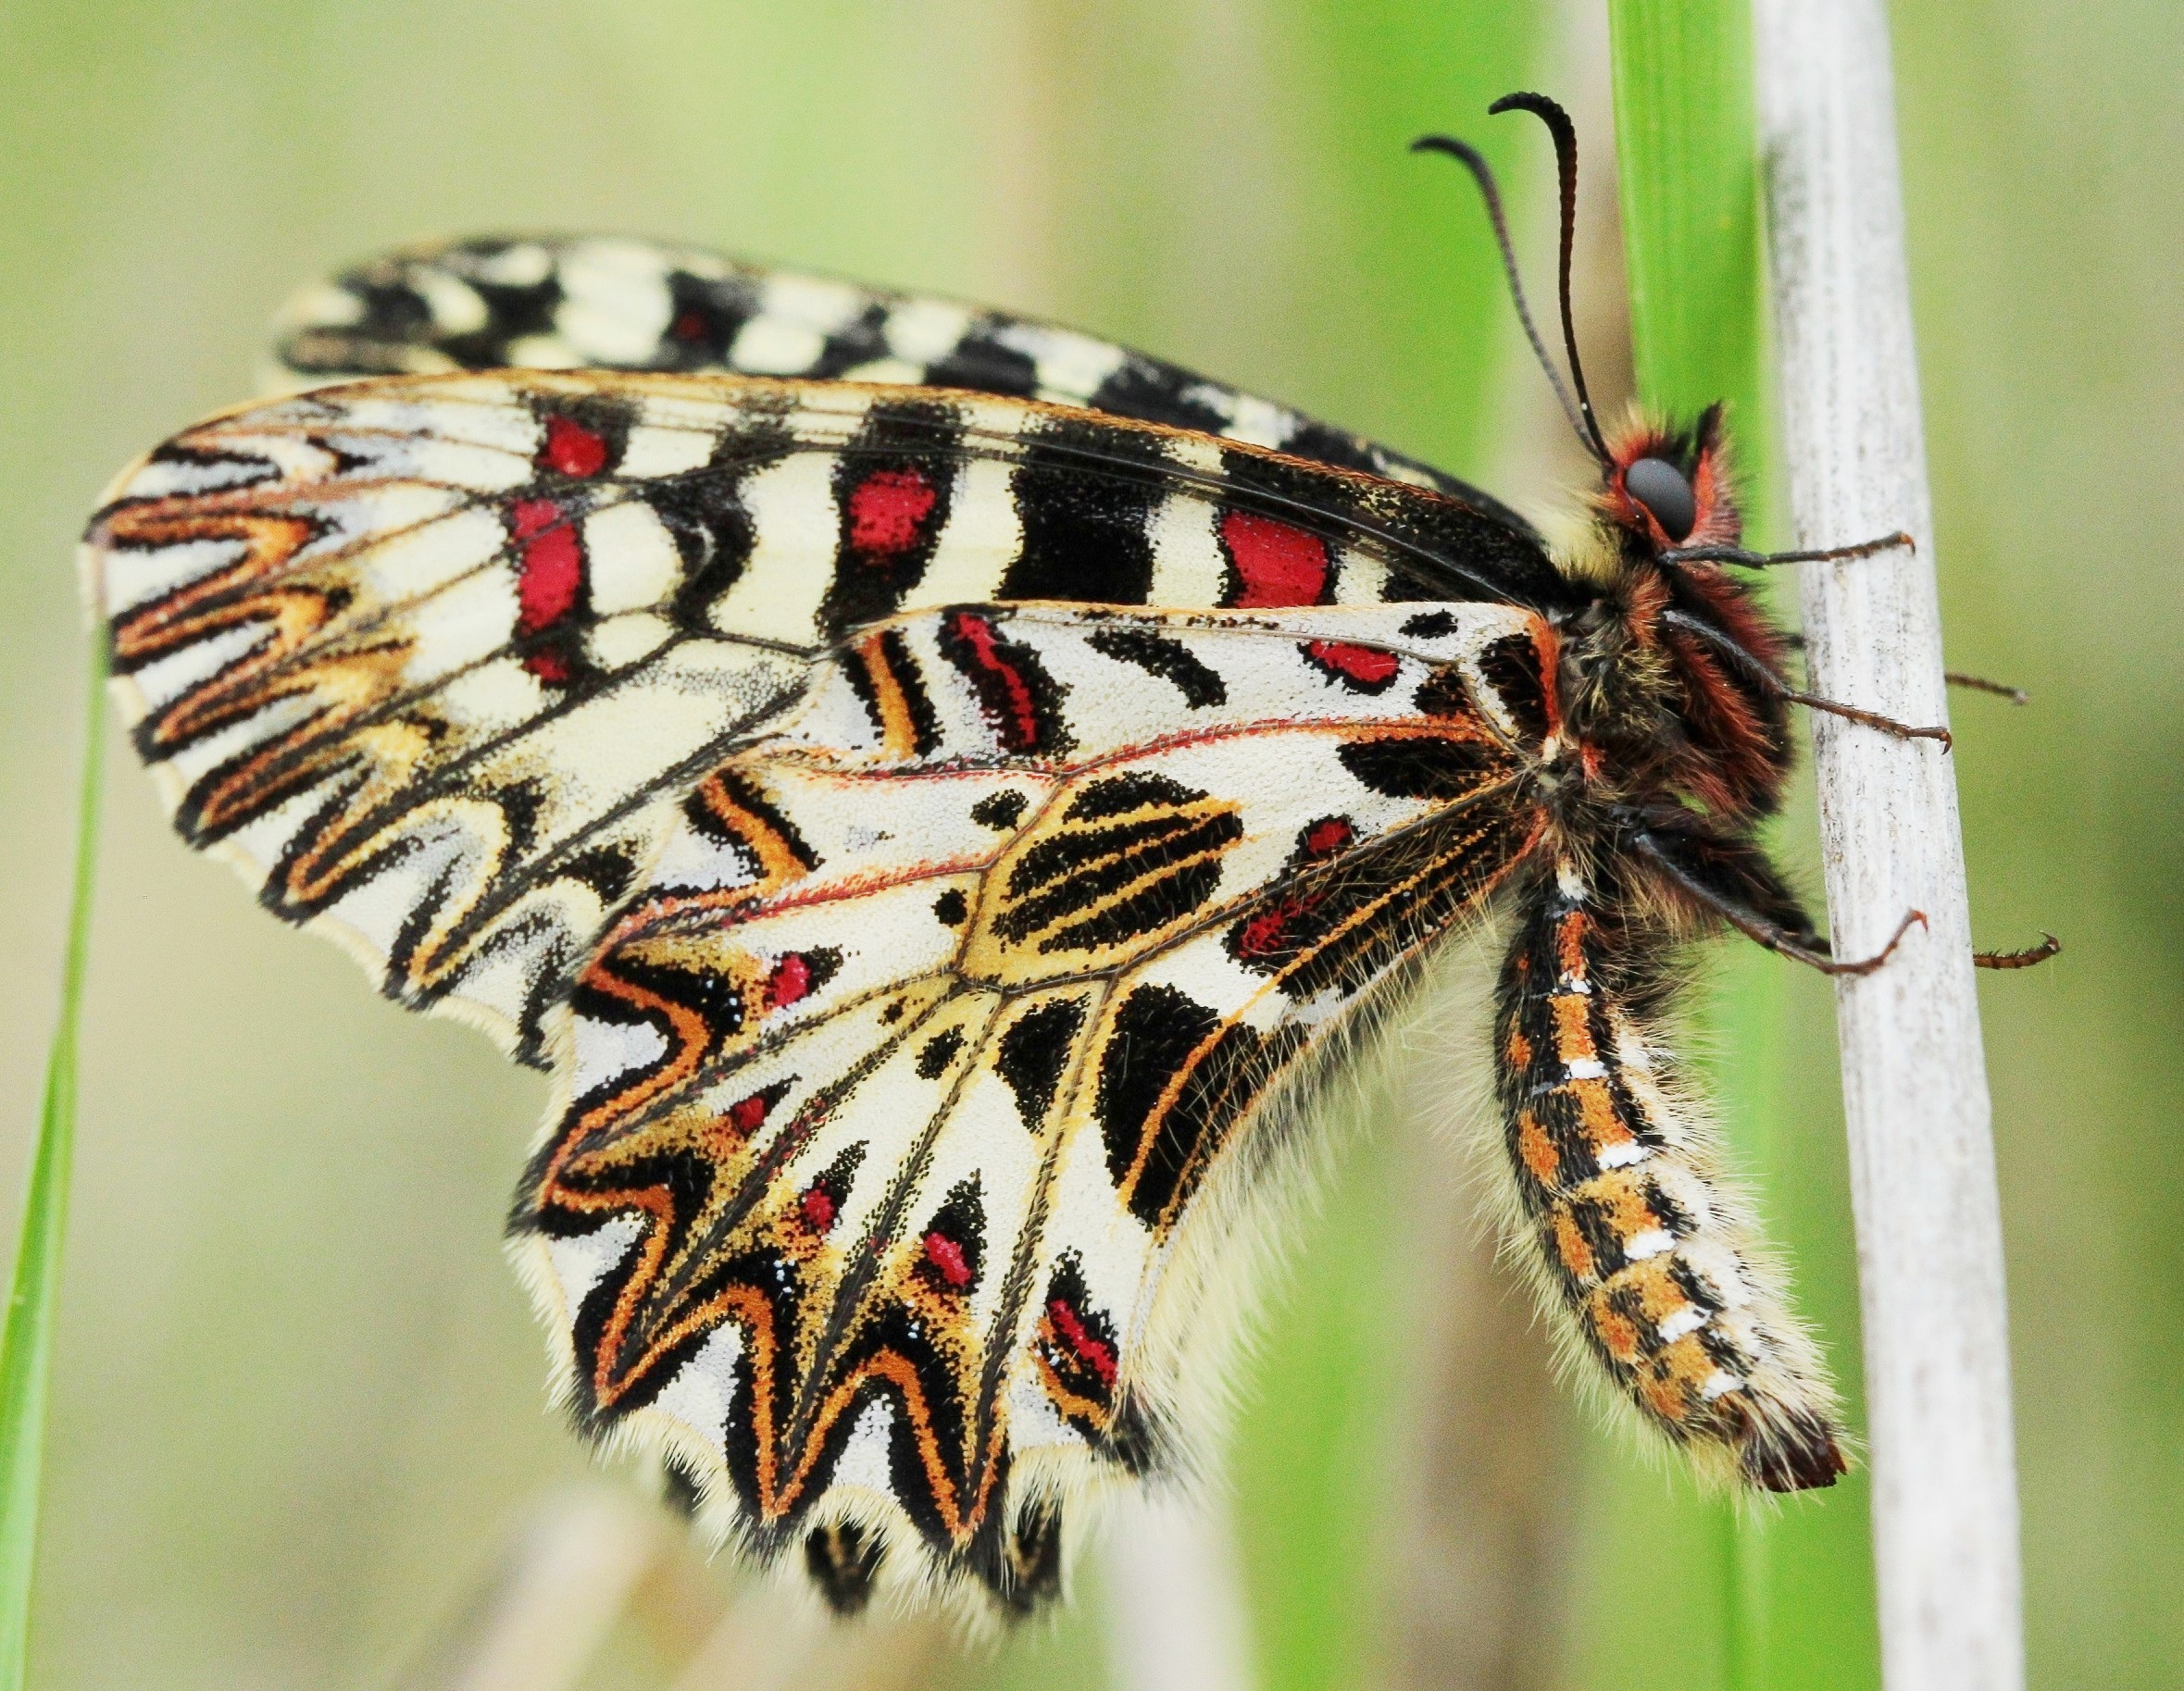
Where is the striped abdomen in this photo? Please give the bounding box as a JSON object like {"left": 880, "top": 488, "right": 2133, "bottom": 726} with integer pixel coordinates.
{"left": 1493, "top": 859, "right": 1845, "bottom": 1490}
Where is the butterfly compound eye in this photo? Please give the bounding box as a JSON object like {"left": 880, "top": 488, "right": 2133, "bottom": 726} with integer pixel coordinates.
{"left": 1625, "top": 455, "right": 1697, "bottom": 543}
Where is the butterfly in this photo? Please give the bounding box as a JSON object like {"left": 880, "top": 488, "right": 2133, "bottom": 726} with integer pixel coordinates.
{"left": 81, "top": 94, "right": 2020, "bottom": 1617}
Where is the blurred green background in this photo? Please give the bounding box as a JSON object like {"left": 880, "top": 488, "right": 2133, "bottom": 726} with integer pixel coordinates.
{"left": 0, "top": 2, "right": 2175, "bottom": 1687}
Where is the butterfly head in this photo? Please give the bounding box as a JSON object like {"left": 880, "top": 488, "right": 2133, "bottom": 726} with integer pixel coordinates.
{"left": 1419, "top": 97, "right": 1790, "bottom": 818}
{"left": 1579, "top": 405, "right": 1791, "bottom": 820}
{"left": 1604, "top": 404, "right": 1737, "bottom": 555}
{"left": 1417, "top": 97, "right": 1745, "bottom": 567}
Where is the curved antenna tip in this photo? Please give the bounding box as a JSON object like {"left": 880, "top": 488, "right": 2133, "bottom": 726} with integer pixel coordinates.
{"left": 1485, "top": 91, "right": 1610, "bottom": 466}
{"left": 1412, "top": 128, "right": 1597, "bottom": 462}
{"left": 1488, "top": 90, "right": 1573, "bottom": 123}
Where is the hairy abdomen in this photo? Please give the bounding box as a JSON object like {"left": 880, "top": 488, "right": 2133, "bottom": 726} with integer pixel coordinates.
{"left": 1493, "top": 860, "right": 1845, "bottom": 1490}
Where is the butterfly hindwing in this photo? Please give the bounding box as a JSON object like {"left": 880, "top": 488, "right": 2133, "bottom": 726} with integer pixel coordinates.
{"left": 83, "top": 371, "right": 1565, "bottom": 1064}
{"left": 513, "top": 599, "right": 1552, "bottom": 1605}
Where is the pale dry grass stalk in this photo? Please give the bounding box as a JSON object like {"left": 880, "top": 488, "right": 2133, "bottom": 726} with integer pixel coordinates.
{"left": 1753, "top": 2, "right": 2025, "bottom": 1685}
{"left": 664, "top": 1581, "right": 944, "bottom": 1691}
{"left": 1100, "top": 1489, "right": 1256, "bottom": 1691}
{"left": 391, "top": 1487, "right": 660, "bottom": 1691}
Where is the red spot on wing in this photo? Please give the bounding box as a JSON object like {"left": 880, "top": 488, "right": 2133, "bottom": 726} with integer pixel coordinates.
{"left": 1235, "top": 892, "right": 1319, "bottom": 961}
{"left": 670, "top": 308, "right": 709, "bottom": 342}
{"left": 511, "top": 496, "right": 562, "bottom": 541}
{"left": 1048, "top": 1298, "right": 1117, "bottom": 1387}
{"left": 727, "top": 1092, "right": 771, "bottom": 1137}
{"left": 801, "top": 1187, "right": 838, "bottom": 1232}
{"left": 945, "top": 612, "right": 1042, "bottom": 752}
{"left": 766, "top": 953, "right": 815, "bottom": 1011}
{"left": 848, "top": 466, "right": 939, "bottom": 558}
{"left": 923, "top": 1231, "right": 973, "bottom": 1288}
{"left": 1303, "top": 817, "right": 1355, "bottom": 857}
{"left": 1304, "top": 640, "right": 1401, "bottom": 689}
{"left": 515, "top": 525, "right": 583, "bottom": 632}
{"left": 541, "top": 414, "right": 609, "bottom": 479}
{"left": 1222, "top": 509, "right": 1329, "bottom": 606}
{"left": 509, "top": 498, "right": 585, "bottom": 681}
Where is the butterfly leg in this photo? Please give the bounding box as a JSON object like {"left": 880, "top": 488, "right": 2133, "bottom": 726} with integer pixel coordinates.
{"left": 1494, "top": 857, "right": 1847, "bottom": 1490}
{"left": 1631, "top": 827, "right": 1925, "bottom": 976}
{"left": 1670, "top": 610, "right": 1953, "bottom": 748}
{"left": 1782, "top": 633, "right": 2029, "bottom": 704}
{"left": 1659, "top": 529, "right": 1915, "bottom": 569}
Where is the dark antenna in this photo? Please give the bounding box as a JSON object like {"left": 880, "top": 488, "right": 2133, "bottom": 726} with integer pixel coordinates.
{"left": 1410, "top": 133, "right": 1592, "bottom": 459}
{"left": 1413, "top": 91, "right": 1613, "bottom": 467}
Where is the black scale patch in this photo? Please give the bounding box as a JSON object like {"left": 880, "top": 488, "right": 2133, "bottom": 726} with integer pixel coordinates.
{"left": 1338, "top": 732, "right": 1511, "bottom": 802}
{"left": 1477, "top": 630, "right": 1553, "bottom": 747}
{"left": 992, "top": 774, "right": 1242, "bottom": 956}
{"left": 842, "top": 627, "right": 942, "bottom": 758}
{"left": 1092, "top": 985, "right": 1299, "bottom": 1229}
{"left": 1085, "top": 627, "right": 1228, "bottom": 707}
{"left": 970, "top": 789, "right": 1029, "bottom": 831}
{"left": 917, "top": 1028, "right": 966, "bottom": 1079}
{"left": 656, "top": 267, "right": 759, "bottom": 368}
{"left": 993, "top": 998, "right": 1088, "bottom": 1129}
{"left": 1087, "top": 356, "right": 1231, "bottom": 437}
{"left": 804, "top": 303, "right": 896, "bottom": 379}
{"left": 916, "top": 1175, "right": 987, "bottom": 1297}
{"left": 998, "top": 416, "right": 1168, "bottom": 603}
{"left": 650, "top": 422, "right": 797, "bottom": 634}
{"left": 821, "top": 398, "right": 964, "bottom": 633}
{"left": 993, "top": 1502, "right": 1065, "bottom": 1615}
{"left": 922, "top": 326, "right": 1040, "bottom": 399}
{"left": 936, "top": 611, "right": 1075, "bottom": 758}
{"left": 805, "top": 1519, "right": 887, "bottom": 1613}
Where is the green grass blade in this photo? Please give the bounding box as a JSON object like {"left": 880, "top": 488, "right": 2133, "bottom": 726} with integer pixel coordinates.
{"left": 1598, "top": 6, "right": 1878, "bottom": 1690}
{"left": 0, "top": 642, "right": 106, "bottom": 1691}
{"left": 1607, "top": 0, "right": 1764, "bottom": 425}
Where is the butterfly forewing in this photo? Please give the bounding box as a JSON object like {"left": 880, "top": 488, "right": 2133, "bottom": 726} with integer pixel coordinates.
{"left": 516, "top": 599, "right": 1548, "bottom": 1597}
{"left": 83, "top": 371, "right": 1562, "bottom": 1065}
{"left": 83, "top": 364, "right": 1564, "bottom": 1601}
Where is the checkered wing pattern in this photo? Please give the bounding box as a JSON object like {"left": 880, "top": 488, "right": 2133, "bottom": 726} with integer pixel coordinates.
{"left": 267, "top": 233, "right": 1535, "bottom": 532}
{"left": 83, "top": 370, "right": 1560, "bottom": 1065}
